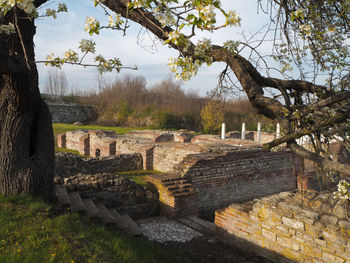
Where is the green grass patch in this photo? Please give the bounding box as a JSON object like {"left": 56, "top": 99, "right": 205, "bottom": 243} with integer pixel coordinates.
{"left": 117, "top": 170, "right": 161, "bottom": 186}
{"left": 0, "top": 196, "right": 189, "bottom": 263}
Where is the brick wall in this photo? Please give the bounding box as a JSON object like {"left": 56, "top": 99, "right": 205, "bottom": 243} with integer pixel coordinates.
{"left": 65, "top": 130, "right": 90, "bottom": 155}
{"left": 89, "top": 131, "right": 116, "bottom": 157}
{"left": 176, "top": 148, "right": 299, "bottom": 217}
{"left": 55, "top": 152, "right": 143, "bottom": 177}
{"left": 153, "top": 143, "right": 203, "bottom": 173}
{"left": 215, "top": 190, "right": 350, "bottom": 263}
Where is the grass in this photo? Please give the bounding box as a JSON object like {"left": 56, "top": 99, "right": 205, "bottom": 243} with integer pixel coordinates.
{"left": 118, "top": 170, "right": 162, "bottom": 186}
{"left": 52, "top": 123, "right": 147, "bottom": 154}
{"left": 0, "top": 196, "right": 189, "bottom": 263}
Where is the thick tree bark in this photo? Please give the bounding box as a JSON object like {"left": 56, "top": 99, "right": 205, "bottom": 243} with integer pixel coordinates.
{"left": 0, "top": 8, "right": 54, "bottom": 201}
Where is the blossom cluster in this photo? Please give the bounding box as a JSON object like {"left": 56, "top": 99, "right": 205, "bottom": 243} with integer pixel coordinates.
{"left": 299, "top": 24, "right": 312, "bottom": 37}
{"left": 95, "top": 55, "right": 122, "bottom": 73}
{"left": 226, "top": 10, "right": 241, "bottom": 27}
{"left": 223, "top": 40, "right": 239, "bottom": 53}
{"left": 154, "top": 7, "right": 176, "bottom": 28}
{"left": 198, "top": 4, "right": 216, "bottom": 27}
{"left": 79, "top": 39, "right": 96, "bottom": 54}
{"left": 108, "top": 14, "right": 124, "bottom": 28}
{"left": 168, "top": 57, "right": 200, "bottom": 81}
{"left": 85, "top": 16, "right": 100, "bottom": 35}
{"left": 334, "top": 180, "right": 350, "bottom": 200}
{"left": 63, "top": 49, "right": 79, "bottom": 63}
{"left": 0, "top": 0, "right": 36, "bottom": 15}
{"left": 0, "top": 23, "right": 15, "bottom": 35}
{"left": 129, "top": 0, "right": 147, "bottom": 9}
{"left": 194, "top": 38, "right": 213, "bottom": 64}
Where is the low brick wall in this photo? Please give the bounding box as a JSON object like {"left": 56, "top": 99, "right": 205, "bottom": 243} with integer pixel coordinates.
{"left": 176, "top": 148, "right": 299, "bottom": 217}
{"left": 215, "top": 191, "right": 350, "bottom": 263}
{"left": 55, "top": 152, "right": 143, "bottom": 177}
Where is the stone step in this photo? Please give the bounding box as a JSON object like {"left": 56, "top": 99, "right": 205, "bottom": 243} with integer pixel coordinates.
{"left": 185, "top": 216, "right": 216, "bottom": 234}
{"left": 55, "top": 185, "right": 70, "bottom": 205}
{"left": 96, "top": 203, "right": 118, "bottom": 225}
{"left": 83, "top": 198, "right": 101, "bottom": 218}
{"left": 167, "top": 183, "right": 193, "bottom": 191}
{"left": 176, "top": 217, "right": 214, "bottom": 236}
{"left": 109, "top": 209, "right": 128, "bottom": 229}
{"left": 68, "top": 192, "right": 86, "bottom": 212}
{"left": 120, "top": 213, "right": 142, "bottom": 236}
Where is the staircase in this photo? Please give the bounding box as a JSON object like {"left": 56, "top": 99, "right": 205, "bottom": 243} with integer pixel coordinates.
{"left": 145, "top": 174, "right": 198, "bottom": 217}
{"left": 55, "top": 185, "right": 142, "bottom": 236}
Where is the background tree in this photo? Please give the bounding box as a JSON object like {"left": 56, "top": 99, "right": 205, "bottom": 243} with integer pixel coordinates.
{"left": 43, "top": 68, "right": 67, "bottom": 97}
{"left": 96, "top": 0, "right": 350, "bottom": 176}
{"left": 201, "top": 100, "right": 224, "bottom": 134}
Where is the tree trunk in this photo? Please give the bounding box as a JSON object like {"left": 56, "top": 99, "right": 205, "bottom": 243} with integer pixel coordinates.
{"left": 0, "top": 9, "right": 55, "bottom": 201}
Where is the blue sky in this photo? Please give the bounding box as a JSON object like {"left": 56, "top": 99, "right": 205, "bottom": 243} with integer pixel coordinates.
{"left": 34, "top": 0, "right": 269, "bottom": 96}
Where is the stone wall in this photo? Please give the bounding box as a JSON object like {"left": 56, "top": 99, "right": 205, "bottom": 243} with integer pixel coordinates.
{"left": 56, "top": 172, "right": 159, "bottom": 219}
{"left": 215, "top": 190, "right": 350, "bottom": 263}
{"left": 176, "top": 148, "right": 299, "bottom": 217}
{"left": 48, "top": 103, "right": 97, "bottom": 123}
{"left": 55, "top": 152, "right": 143, "bottom": 177}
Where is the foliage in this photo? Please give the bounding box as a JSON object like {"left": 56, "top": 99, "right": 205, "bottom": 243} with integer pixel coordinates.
{"left": 0, "top": 196, "right": 188, "bottom": 263}
{"left": 200, "top": 100, "right": 224, "bottom": 134}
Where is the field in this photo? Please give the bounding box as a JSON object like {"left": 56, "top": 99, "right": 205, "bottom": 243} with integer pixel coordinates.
{"left": 0, "top": 196, "right": 188, "bottom": 263}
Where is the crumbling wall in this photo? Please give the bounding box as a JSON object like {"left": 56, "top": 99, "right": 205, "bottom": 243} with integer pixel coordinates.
{"left": 177, "top": 148, "right": 299, "bottom": 217}
{"left": 215, "top": 190, "right": 350, "bottom": 263}
{"left": 89, "top": 131, "right": 117, "bottom": 157}
{"left": 55, "top": 152, "right": 143, "bottom": 177}
{"left": 48, "top": 103, "right": 97, "bottom": 124}
{"left": 65, "top": 130, "right": 90, "bottom": 155}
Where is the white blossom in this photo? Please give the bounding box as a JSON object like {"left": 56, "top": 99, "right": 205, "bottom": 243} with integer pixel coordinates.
{"left": 0, "top": 0, "right": 36, "bottom": 14}
{"left": 0, "top": 23, "right": 15, "bottom": 35}
{"left": 63, "top": 49, "right": 79, "bottom": 63}
{"left": 223, "top": 40, "right": 239, "bottom": 53}
{"left": 226, "top": 10, "right": 241, "bottom": 26}
{"left": 108, "top": 14, "right": 123, "bottom": 27}
{"left": 334, "top": 180, "right": 350, "bottom": 200}
{"left": 299, "top": 24, "right": 312, "bottom": 37}
{"left": 85, "top": 16, "right": 100, "bottom": 35}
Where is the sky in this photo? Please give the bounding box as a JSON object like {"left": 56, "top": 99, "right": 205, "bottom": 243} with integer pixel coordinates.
{"left": 34, "top": 0, "right": 270, "bottom": 96}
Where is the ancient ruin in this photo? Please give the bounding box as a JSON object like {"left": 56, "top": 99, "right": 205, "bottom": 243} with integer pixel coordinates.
{"left": 55, "top": 128, "right": 350, "bottom": 262}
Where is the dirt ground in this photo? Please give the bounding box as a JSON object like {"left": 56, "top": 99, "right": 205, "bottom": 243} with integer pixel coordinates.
{"left": 162, "top": 236, "right": 274, "bottom": 263}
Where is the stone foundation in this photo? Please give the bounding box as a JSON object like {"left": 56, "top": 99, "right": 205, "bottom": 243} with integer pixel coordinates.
{"left": 215, "top": 190, "right": 350, "bottom": 263}
{"left": 55, "top": 152, "right": 143, "bottom": 177}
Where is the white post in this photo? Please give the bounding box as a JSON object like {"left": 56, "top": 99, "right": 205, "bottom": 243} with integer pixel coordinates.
{"left": 221, "top": 123, "right": 226, "bottom": 140}
{"left": 276, "top": 123, "right": 280, "bottom": 139}
{"left": 241, "top": 122, "right": 246, "bottom": 140}
{"left": 257, "top": 122, "right": 261, "bottom": 143}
